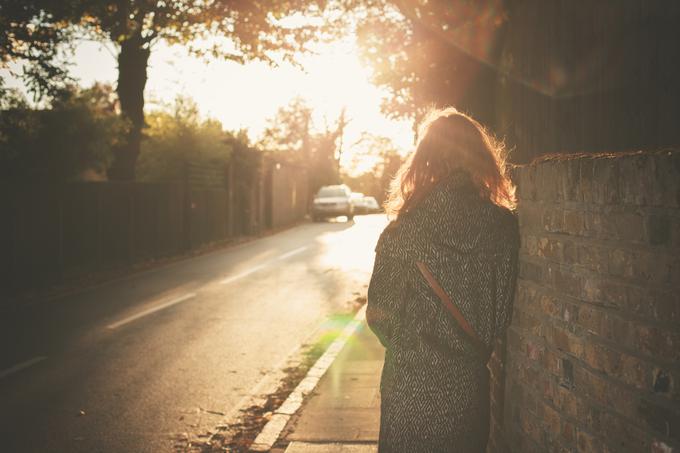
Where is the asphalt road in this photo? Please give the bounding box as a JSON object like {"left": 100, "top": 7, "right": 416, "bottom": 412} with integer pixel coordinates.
{"left": 0, "top": 214, "right": 387, "bottom": 453}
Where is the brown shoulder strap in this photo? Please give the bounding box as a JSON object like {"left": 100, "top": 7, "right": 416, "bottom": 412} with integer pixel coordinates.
{"left": 415, "top": 261, "right": 491, "bottom": 359}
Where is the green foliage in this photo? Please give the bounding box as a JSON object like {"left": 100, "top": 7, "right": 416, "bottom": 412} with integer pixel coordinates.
{"left": 352, "top": 0, "right": 416, "bottom": 120}
{"left": 136, "top": 96, "right": 235, "bottom": 182}
{"left": 351, "top": 0, "right": 509, "bottom": 124}
{"left": 0, "top": 83, "right": 127, "bottom": 181}
{"left": 259, "top": 97, "right": 347, "bottom": 192}
{"left": 1, "top": 0, "right": 341, "bottom": 103}
{"left": 0, "top": 1, "right": 76, "bottom": 100}
{"left": 342, "top": 134, "right": 402, "bottom": 203}
{"left": 259, "top": 97, "right": 312, "bottom": 154}
{"left": 2, "top": 0, "right": 344, "bottom": 178}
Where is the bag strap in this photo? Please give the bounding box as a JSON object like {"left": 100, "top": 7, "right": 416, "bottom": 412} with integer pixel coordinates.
{"left": 415, "top": 261, "right": 491, "bottom": 360}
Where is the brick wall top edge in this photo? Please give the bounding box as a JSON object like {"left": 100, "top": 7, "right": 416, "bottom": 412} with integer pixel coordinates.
{"left": 510, "top": 148, "right": 680, "bottom": 168}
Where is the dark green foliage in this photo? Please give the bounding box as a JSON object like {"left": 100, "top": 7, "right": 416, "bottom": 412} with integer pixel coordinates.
{"left": 136, "top": 96, "right": 234, "bottom": 182}
{"left": 1, "top": 0, "right": 340, "bottom": 179}
{"left": 0, "top": 83, "right": 127, "bottom": 181}
{"left": 351, "top": 0, "right": 508, "bottom": 126}
{"left": 0, "top": 0, "right": 76, "bottom": 100}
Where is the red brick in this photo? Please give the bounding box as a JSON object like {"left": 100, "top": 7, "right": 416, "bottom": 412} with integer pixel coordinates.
{"left": 543, "top": 208, "right": 565, "bottom": 234}
{"left": 654, "top": 152, "right": 680, "bottom": 208}
{"left": 514, "top": 307, "right": 545, "bottom": 339}
{"left": 523, "top": 234, "right": 538, "bottom": 256}
{"left": 502, "top": 154, "right": 680, "bottom": 453}
{"left": 535, "top": 161, "right": 563, "bottom": 202}
{"left": 537, "top": 237, "right": 562, "bottom": 261}
{"left": 636, "top": 324, "right": 679, "bottom": 363}
{"left": 548, "top": 265, "right": 583, "bottom": 299}
{"left": 541, "top": 348, "right": 562, "bottom": 376}
{"left": 576, "top": 429, "right": 602, "bottom": 453}
{"left": 608, "top": 248, "right": 634, "bottom": 278}
{"left": 520, "top": 259, "right": 544, "bottom": 283}
{"left": 645, "top": 214, "right": 671, "bottom": 246}
{"left": 581, "top": 341, "right": 649, "bottom": 390}
{"left": 574, "top": 304, "right": 605, "bottom": 336}
{"left": 578, "top": 244, "right": 609, "bottom": 274}
{"left": 591, "top": 157, "right": 620, "bottom": 205}
{"left": 574, "top": 365, "right": 609, "bottom": 406}
{"left": 519, "top": 408, "right": 543, "bottom": 445}
{"left": 551, "top": 325, "right": 584, "bottom": 359}
{"left": 516, "top": 166, "right": 537, "bottom": 202}
{"left": 579, "top": 158, "right": 595, "bottom": 204}
{"left": 560, "top": 158, "right": 581, "bottom": 202}
{"left": 672, "top": 215, "right": 680, "bottom": 248}
{"left": 600, "top": 410, "right": 651, "bottom": 451}
{"left": 561, "top": 420, "right": 576, "bottom": 445}
{"left": 577, "top": 398, "right": 603, "bottom": 432}
{"left": 586, "top": 210, "right": 645, "bottom": 243}
{"left": 538, "top": 292, "right": 561, "bottom": 320}
{"left": 618, "top": 153, "right": 655, "bottom": 206}
{"left": 554, "top": 384, "right": 578, "bottom": 419}
{"left": 517, "top": 202, "right": 542, "bottom": 233}
{"left": 626, "top": 285, "right": 662, "bottom": 321}
{"left": 653, "top": 290, "right": 680, "bottom": 324}
{"left": 563, "top": 210, "right": 586, "bottom": 236}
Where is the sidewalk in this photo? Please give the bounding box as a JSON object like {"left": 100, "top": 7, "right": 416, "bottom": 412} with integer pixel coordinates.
{"left": 272, "top": 316, "right": 384, "bottom": 453}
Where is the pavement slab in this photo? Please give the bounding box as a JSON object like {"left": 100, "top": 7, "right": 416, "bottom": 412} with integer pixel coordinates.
{"left": 284, "top": 442, "right": 378, "bottom": 453}
{"left": 279, "top": 319, "right": 384, "bottom": 450}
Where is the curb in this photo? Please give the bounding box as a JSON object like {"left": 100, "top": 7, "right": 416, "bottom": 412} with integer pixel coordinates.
{"left": 249, "top": 305, "right": 368, "bottom": 452}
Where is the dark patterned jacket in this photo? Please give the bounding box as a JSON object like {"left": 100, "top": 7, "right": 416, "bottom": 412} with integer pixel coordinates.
{"left": 367, "top": 169, "right": 519, "bottom": 452}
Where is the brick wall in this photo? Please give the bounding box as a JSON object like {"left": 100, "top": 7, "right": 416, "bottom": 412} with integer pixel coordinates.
{"left": 489, "top": 150, "right": 680, "bottom": 453}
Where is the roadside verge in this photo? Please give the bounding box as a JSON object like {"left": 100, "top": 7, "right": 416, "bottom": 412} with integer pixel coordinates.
{"left": 249, "top": 305, "right": 369, "bottom": 452}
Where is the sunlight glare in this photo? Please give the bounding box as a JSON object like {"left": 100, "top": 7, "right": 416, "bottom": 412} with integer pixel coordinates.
{"left": 3, "top": 28, "right": 415, "bottom": 172}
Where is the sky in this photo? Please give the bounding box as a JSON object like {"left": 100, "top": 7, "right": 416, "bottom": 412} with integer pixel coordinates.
{"left": 2, "top": 34, "right": 413, "bottom": 173}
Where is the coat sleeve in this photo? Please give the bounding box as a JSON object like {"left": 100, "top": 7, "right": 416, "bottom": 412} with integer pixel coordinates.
{"left": 366, "top": 230, "right": 408, "bottom": 348}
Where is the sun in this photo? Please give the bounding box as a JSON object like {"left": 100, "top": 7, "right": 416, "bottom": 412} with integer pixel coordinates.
{"left": 7, "top": 23, "right": 415, "bottom": 171}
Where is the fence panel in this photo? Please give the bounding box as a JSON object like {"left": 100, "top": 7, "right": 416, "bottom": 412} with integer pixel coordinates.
{"left": 1, "top": 158, "right": 308, "bottom": 297}
{"left": 155, "top": 183, "right": 185, "bottom": 257}
{"left": 133, "top": 184, "right": 161, "bottom": 261}
{"left": 5, "top": 185, "right": 61, "bottom": 291}
{"left": 61, "top": 183, "right": 100, "bottom": 273}
{"left": 99, "top": 183, "right": 134, "bottom": 267}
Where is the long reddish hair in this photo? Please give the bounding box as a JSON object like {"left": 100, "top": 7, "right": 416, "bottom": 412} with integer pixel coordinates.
{"left": 385, "top": 107, "right": 516, "bottom": 219}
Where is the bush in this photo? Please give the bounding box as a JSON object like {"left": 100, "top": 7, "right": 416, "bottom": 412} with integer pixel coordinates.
{"left": 0, "top": 84, "right": 126, "bottom": 182}
{"left": 137, "top": 96, "right": 236, "bottom": 182}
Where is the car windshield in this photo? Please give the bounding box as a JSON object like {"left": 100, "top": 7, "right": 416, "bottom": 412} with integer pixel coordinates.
{"left": 317, "top": 187, "right": 347, "bottom": 198}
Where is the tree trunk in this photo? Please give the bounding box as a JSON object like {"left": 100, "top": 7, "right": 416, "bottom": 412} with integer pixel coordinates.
{"left": 108, "top": 36, "right": 150, "bottom": 181}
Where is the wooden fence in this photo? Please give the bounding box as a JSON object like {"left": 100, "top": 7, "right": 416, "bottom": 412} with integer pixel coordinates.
{"left": 0, "top": 158, "right": 308, "bottom": 296}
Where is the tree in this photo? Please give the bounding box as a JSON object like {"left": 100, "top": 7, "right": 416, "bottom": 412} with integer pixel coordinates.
{"left": 0, "top": 83, "right": 127, "bottom": 181}
{"left": 136, "top": 96, "right": 234, "bottom": 182}
{"left": 1, "top": 0, "right": 337, "bottom": 180}
{"left": 259, "top": 96, "right": 313, "bottom": 159}
{"left": 0, "top": 1, "right": 75, "bottom": 99}
{"left": 259, "top": 97, "right": 348, "bottom": 192}
{"left": 351, "top": 0, "right": 509, "bottom": 130}
{"left": 342, "top": 132, "right": 401, "bottom": 203}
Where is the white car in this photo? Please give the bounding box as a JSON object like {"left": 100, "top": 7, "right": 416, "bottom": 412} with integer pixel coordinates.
{"left": 312, "top": 185, "right": 355, "bottom": 221}
{"left": 362, "top": 196, "right": 381, "bottom": 213}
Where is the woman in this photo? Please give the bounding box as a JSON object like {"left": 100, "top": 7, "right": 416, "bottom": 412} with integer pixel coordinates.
{"left": 367, "top": 107, "right": 519, "bottom": 453}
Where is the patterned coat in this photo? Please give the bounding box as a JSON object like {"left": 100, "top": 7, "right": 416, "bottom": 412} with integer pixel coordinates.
{"left": 367, "top": 170, "right": 519, "bottom": 453}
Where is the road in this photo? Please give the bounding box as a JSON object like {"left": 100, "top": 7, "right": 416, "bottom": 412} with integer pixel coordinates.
{"left": 0, "top": 215, "right": 387, "bottom": 453}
